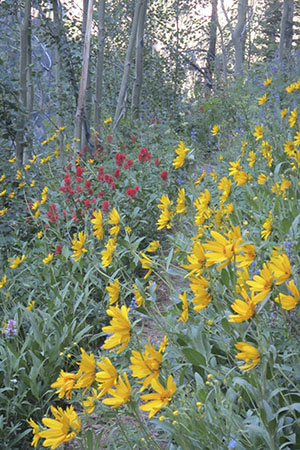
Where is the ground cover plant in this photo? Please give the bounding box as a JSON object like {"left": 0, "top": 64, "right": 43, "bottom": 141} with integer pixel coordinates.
{"left": 0, "top": 67, "right": 299, "bottom": 449}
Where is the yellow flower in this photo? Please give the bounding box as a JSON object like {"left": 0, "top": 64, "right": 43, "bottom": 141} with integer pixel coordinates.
{"left": 0, "top": 275, "right": 7, "bottom": 289}
{"left": 96, "top": 356, "right": 118, "bottom": 397}
{"left": 125, "top": 226, "right": 132, "bottom": 234}
{"left": 10, "top": 255, "right": 26, "bottom": 269}
{"left": 235, "top": 342, "right": 260, "bottom": 372}
{"left": 102, "top": 304, "right": 130, "bottom": 353}
{"left": 178, "top": 291, "right": 188, "bottom": 323}
{"left": 236, "top": 244, "right": 256, "bottom": 268}
{"left": 132, "top": 283, "right": 145, "bottom": 307}
{"left": 181, "top": 241, "right": 205, "bottom": 278}
{"left": 39, "top": 405, "right": 81, "bottom": 449}
{"left": 130, "top": 338, "right": 162, "bottom": 391}
{"left": 176, "top": 188, "right": 186, "bottom": 214}
{"left": 253, "top": 124, "right": 263, "bottom": 141}
{"left": 106, "top": 278, "right": 119, "bottom": 305}
{"left": 195, "top": 169, "right": 206, "bottom": 186}
{"left": 91, "top": 210, "right": 104, "bottom": 240}
{"left": 203, "top": 226, "right": 244, "bottom": 270}
{"left": 263, "top": 77, "right": 272, "bottom": 86}
{"left": 51, "top": 370, "right": 77, "bottom": 400}
{"left": 159, "top": 336, "right": 168, "bottom": 353}
{"left": 102, "top": 372, "right": 131, "bottom": 408}
{"left": 26, "top": 300, "right": 35, "bottom": 311}
{"left": 37, "top": 231, "right": 43, "bottom": 239}
{"left": 269, "top": 252, "right": 291, "bottom": 285}
{"left": 228, "top": 289, "right": 255, "bottom": 322}
{"left": 31, "top": 180, "right": 36, "bottom": 187}
{"left": 258, "top": 93, "right": 267, "bottom": 105}
{"left": 172, "top": 141, "right": 190, "bottom": 169}
{"left": 0, "top": 174, "right": 5, "bottom": 182}
{"left": 101, "top": 237, "right": 117, "bottom": 267}
{"left": 43, "top": 253, "right": 53, "bottom": 264}
{"left": 146, "top": 240, "right": 159, "bottom": 253}
{"left": 275, "top": 280, "right": 298, "bottom": 311}
{"left": 284, "top": 140, "right": 295, "bottom": 158}
{"left": 104, "top": 117, "right": 112, "bottom": 124}
{"left": 294, "top": 131, "right": 300, "bottom": 147}
{"left": 41, "top": 186, "right": 48, "bottom": 204}
{"left": 257, "top": 173, "right": 269, "bottom": 185}
{"left": 9, "top": 156, "right": 17, "bottom": 163}
{"left": 18, "top": 182, "right": 26, "bottom": 189}
{"left": 288, "top": 108, "right": 297, "bottom": 128}
{"left": 75, "top": 348, "right": 95, "bottom": 392}
{"left": 261, "top": 210, "right": 272, "bottom": 240}
{"left": 16, "top": 170, "right": 22, "bottom": 180}
{"left": 27, "top": 418, "right": 41, "bottom": 448}
{"left": 140, "top": 375, "right": 176, "bottom": 418}
{"left": 157, "top": 206, "right": 172, "bottom": 230}
{"left": 247, "top": 151, "right": 256, "bottom": 168}
{"left": 281, "top": 108, "right": 287, "bottom": 118}
{"left": 71, "top": 232, "right": 87, "bottom": 261}
{"left": 109, "top": 208, "right": 120, "bottom": 237}
{"left": 218, "top": 176, "right": 231, "bottom": 204}
{"left": 0, "top": 208, "right": 8, "bottom": 216}
{"left": 83, "top": 388, "right": 100, "bottom": 414}
{"left": 0, "top": 189, "right": 6, "bottom": 197}
{"left": 247, "top": 262, "right": 273, "bottom": 304}
{"left": 190, "top": 275, "right": 211, "bottom": 311}
{"left": 211, "top": 124, "right": 219, "bottom": 136}
{"left": 139, "top": 252, "right": 152, "bottom": 279}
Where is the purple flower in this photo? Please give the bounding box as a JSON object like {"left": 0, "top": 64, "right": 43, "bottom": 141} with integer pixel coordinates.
{"left": 4, "top": 319, "right": 17, "bottom": 337}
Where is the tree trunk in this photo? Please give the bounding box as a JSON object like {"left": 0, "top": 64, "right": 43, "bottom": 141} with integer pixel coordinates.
{"left": 16, "top": 0, "right": 31, "bottom": 167}
{"left": 52, "top": 0, "right": 65, "bottom": 165}
{"left": 94, "top": 0, "right": 106, "bottom": 137}
{"left": 74, "top": 0, "right": 94, "bottom": 153}
{"left": 279, "top": 0, "right": 294, "bottom": 64}
{"left": 205, "top": 0, "right": 218, "bottom": 89}
{"left": 232, "top": 0, "right": 248, "bottom": 76}
{"left": 113, "top": 0, "right": 143, "bottom": 132}
{"left": 131, "top": 0, "right": 148, "bottom": 119}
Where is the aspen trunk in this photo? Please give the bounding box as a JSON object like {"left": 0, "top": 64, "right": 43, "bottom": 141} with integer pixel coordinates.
{"left": 131, "top": 0, "right": 148, "bottom": 119}
{"left": 113, "top": 0, "right": 142, "bottom": 131}
{"left": 74, "top": 0, "right": 94, "bottom": 153}
{"left": 94, "top": 0, "right": 106, "bottom": 136}
{"left": 279, "top": 0, "right": 294, "bottom": 64}
{"left": 232, "top": 0, "right": 248, "bottom": 76}
{"left": 205, "top": 0, "right": 218, "bottom": 89}
{"left": 16, "top": 0, "right": 31, "bottom": 167}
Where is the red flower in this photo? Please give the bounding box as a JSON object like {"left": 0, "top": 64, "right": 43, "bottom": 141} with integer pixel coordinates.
{"left": 83, "top": 145, "right": 88, "bottom": 154}
{"left": 97, "top": 165, "right": 104, "bottom": 181}
{"left": 114, "top": 168, "right": 121, "bottom": 179}
{"left": 76, "top": 166, "right": 84, "bottom": 177}
{"left": 85, "top": 180, "right": 92, "bottom": 188}
{"left": 131, "top": 135, "right": 136, "bottom": 144}
{"left": 127, "top": 188, "right": 137, "bottom": 198}
{"left": 84, "top": 199, "right": 91, "bottom": 208}
{"left": 160, "top": 170, "right": 168, "bottom": 182}
{"left": 154, "top": 157, "right": 159, "bottom": 167}
{"left": 138, "top": 147, "right": 151, "bottom": 162}
{"left": 115, "top": 153, "right": 126, "bottom": 167}
{"left": 56, "top": 245, "right": 63, "bottom": 255}
{"left": 107, "top": 134, "right": 113, "bottom": 143}
{"left": 200, "top": 106, "right": 204, "bottom": 112}
{"left": 102, "top": 200, "right": 109, "bottom": 213}
{"left": 124, "top": 158, "right": 133, "bottom": 169}
{"left": 97, "top": 192, "right": 104, "bottom": 198}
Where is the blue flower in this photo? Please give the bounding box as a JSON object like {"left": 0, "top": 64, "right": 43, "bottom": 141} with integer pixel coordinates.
{"left": 228, "top": 439, "right": 236, "bottom": 449}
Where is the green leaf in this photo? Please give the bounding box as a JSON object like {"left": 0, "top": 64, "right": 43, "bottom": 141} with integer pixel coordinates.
{"left": 182, "top": 348, "right": 206, "bottom": 366}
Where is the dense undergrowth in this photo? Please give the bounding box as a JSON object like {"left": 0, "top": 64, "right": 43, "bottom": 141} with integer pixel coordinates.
{"left": 0, "top": 62, "right": 299, "bottom": 449}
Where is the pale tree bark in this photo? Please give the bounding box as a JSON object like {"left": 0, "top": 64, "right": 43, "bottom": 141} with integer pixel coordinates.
{"left": 221, "top": 0, "right": 248, "bottom": 76}
{"left": 23, "top": 1, "right": 33, "bottom": 164}
{"left": 74, "top": 0, "right": 94, "bottom": 153}
{"left": 16, "top": 0, "right": 31, "bottom": 167}
{"left": 279, "top": 0, "right": 294, "bottom": 64}
{"left": 205, "top": 0, "right": 218, "bottom": 89}
{"left": 52, "top": 0, "right": 65, "bottom": 164}
{"left": 94, "top": 0, "right": 106, "bottom": 136}
{"left": 113, "top": 0, "right": 143, "bottom": 131}
{"left": 131, "top": 0, "right": 148, "bottom": 119}
{"left": 81, "top": 0, "right": 93, "bottom": 152}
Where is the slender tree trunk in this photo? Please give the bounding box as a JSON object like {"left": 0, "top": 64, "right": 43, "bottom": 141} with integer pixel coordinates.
{"left": 52, "top": 0, "right": 65, "bottom": 165}
{"left": 74, "top": 0, "right": 94, "bottom": 153}
{"left": 131, "top": 0, "right": 148, "bottom": 119}
{"left": 113, "top": 0, "right": 143, "bottom": 132}
{"left": 16, "top": 0, "right": 31, "bottom": 167}
{"left": 232, "top": 0, "right": 248, "bottom": 76}
{"left": 205, "top": 0, "right": 218, "bottom": 89}
{"left": 279, "top": 0, "right": 294, "bottom": 64}
{"left": 94, "top": 0, "right": 106, "bottom": 137}
{"left": 23, "top": 2, "right": 33, "bottom": 164}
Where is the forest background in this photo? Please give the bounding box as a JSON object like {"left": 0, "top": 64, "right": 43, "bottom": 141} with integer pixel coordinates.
{"left": 0, "top": 0, "right": 299, "bottom": 449}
